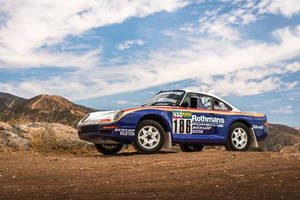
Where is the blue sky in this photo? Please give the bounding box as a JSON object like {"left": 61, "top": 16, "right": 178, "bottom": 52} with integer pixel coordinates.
{"left": 0, "top": 0, "right": 300, "bottom": 126}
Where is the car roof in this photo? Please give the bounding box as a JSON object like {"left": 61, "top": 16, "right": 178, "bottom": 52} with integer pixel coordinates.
{"left": 181, "top": 89, "right": 240, "bottom": 112}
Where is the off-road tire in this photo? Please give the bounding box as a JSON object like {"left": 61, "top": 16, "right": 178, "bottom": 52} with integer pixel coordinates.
{"left": 133, "top": 120, "right": 165, "bottom": 154}
{"left": 225, "top": 122, "right": 251, "bottom": 151}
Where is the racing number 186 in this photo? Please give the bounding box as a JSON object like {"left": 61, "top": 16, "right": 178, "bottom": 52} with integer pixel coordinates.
{"left": 173, "top": 119, "right": 192, "bottom": 134}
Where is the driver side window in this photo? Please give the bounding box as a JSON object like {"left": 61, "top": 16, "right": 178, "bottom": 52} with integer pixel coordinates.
{"left": 182, "top": 93, "right": 212, "bottom": 109}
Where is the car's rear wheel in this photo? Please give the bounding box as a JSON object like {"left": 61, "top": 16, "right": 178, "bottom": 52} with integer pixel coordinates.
{"left": 133, "top": 120, "right": 165, "bottom": 154}
{"left": 179, "top": 144, "right": 204, "bottom": 152}
{"left": 225, "top": 122, "right": 250, "bottom": 151}
{"left": 94, "top": 144, "right": 123, "bottom": 155}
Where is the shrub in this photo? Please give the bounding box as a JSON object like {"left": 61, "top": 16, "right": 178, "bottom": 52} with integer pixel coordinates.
{"left": 30, "top": 131, "right": 59, "bottom": 152}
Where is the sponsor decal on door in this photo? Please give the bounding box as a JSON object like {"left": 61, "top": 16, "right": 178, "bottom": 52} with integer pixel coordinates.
{"left": 172, "top": 111, "right": 192, "bottom": 134}
{"left": 172, "top": 111, "right": 225, "bottom": 135}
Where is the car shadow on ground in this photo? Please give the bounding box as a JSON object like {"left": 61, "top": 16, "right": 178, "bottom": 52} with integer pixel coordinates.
{"left": 81, "top": 151, "right": 178, "bottom": 158}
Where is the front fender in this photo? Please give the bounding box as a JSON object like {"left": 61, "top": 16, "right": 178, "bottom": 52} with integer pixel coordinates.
{"left": 117, "top": 109, "right": 172, "bottom": 131}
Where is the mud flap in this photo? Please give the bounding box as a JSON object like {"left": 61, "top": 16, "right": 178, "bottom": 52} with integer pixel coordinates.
{"left": 163, "top": 131, "right": 172, "bottom": 148}
{"left": 249, "top": 128, "right": 258, "bottom": 148}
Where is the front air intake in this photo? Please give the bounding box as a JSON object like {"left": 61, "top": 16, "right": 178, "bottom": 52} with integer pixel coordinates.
{"left": 80, "top": 125, "right": 99, "bottom": 133}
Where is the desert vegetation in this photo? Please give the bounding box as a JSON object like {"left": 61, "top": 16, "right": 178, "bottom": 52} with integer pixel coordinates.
{"left": 0, "top": 121, "right": 94, "bottom": 153}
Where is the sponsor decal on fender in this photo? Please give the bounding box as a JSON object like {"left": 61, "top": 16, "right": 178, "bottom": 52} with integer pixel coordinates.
{"left": 253, "top": 125, "right": 263, "bottom": 129}
{"left": 115, "top": 128, "right": 135, "bottom": 136}
{"left": 173, "top": 110, "right": 192, "bottom": 119}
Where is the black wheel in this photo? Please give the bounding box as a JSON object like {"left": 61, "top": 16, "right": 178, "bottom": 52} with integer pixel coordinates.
{"left": 225, "top": 122, "right": 251, "bottom": 151}
{"left": 94, "top": 144, "right": 123, "bottom": 155}
{"left": 133, "top": 120, "right": 165, "bottom": 154}
{"left": 179, "top": 144, "right": 204, "bottom": 152}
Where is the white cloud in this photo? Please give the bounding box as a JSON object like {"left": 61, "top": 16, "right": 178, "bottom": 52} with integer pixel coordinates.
{"left": 190, "top": 76, "right": 297, "bottom": 97}
{"left": 1, "top": 0, "right": 300, "bottom": 100}
{"left": 86, "top": 25, "right": 300, "bottom": 98}
{"left": 117, "top": 100, "right": 129, "bottom": 105}
{"left": 179, "top": 23, "right": 197, "bottom": 33}
{"left": 258, "top": 0, "right": 300, "bottom": 17}
{"left": 196, "top": 1, "right": 259, "bottom": 40}
{"left": 286, "top": 62, "right": 300, "bottom": 72}
{"left": 270, "top": 105, "right": 294, "bottom": 114}
{"left": 0, "top": 0, "right": 188, "bottom": 68}
{"left": 207, "top": 22, "right": 241, "bottom": 41}
{"left": 2, "top": 24, "right": 300, "bottom": 100}
{"left": 116, "top": 39, "right": 144, "bottom": 51}
{"left": 0, "top": 48, "right": 102, "bottom": 69}
{"left": 116, "top": 100, "right": 140, "bottom": 106}
{"left": 194, "top": 0, "right": 300, "bottom": 41}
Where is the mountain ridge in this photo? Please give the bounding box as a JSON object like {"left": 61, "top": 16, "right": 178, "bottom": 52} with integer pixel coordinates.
{"left": 259, "top": 123, "right": 300, "bottom": 152}
{"left": 0, "top": 92, "right": 27, "bottom": 112}
{"left": 0, "top": 93, "right": 96, "bottom": 127}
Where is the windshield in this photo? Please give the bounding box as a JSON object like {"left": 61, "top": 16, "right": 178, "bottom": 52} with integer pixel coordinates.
{"left": 143, "top": 90, "right": 185, "bottom": 107}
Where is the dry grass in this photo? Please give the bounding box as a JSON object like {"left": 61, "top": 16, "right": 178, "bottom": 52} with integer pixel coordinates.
{"left": 30, "top": 130, "right": 93, "bottom": 154}
{"left": 30, "top": 131, "right": 58, "bottom": 153}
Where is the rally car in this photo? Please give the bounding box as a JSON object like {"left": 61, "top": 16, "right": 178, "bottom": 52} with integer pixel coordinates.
{"left": 77, "top": 90, "right": 268, "bottom": 154}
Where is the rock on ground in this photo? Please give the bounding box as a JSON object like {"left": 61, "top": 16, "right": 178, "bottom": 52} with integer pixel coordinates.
{"left": 0, "top": 121, "right": 93, "bottom": 152}
{"left": 280, "top": 142, "right": 300, "bottom": 153}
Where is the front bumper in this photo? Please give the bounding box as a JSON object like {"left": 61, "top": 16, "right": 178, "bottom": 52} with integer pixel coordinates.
{"left": 78, "top": 124, "right": 118, "bottom": 144}
{"left": 78, "top": 124, "right": 133, "bottom": 144}
{"left": 78, "top": 132, "right": 119, "bottom": 144}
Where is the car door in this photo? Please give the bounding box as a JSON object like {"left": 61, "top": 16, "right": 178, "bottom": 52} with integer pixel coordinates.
{"left": 211, "top": 98, "right": 232, "bottom": 138}
{"left": 188, "top": 93, "right": 218, "bottom": 135}
{"left": 172, "top": 93, "right": 222, "bottom": 143}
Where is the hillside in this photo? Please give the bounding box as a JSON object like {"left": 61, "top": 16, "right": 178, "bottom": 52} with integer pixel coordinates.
{"left": 259, "top": 123, "right": 300, "bottom": 152}
{"left": 0, "top": 92, "right": 26, "bottom": 112}
{"left": 0, "top": 94, "right": 95, "bottom": 127}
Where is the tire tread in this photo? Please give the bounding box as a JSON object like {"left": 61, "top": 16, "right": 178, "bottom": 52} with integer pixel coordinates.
{"left": 133, "top": 120, "right": 165, "bottom": 154}
{"left": 225, "top": 122, "right": 251, "bottom": 151}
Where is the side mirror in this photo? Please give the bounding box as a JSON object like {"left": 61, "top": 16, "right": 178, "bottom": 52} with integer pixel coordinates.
{"left": 181, "top": 101, "right": 189, "bottom": 108}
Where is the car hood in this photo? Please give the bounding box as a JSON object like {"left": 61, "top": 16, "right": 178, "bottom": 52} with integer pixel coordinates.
{"left": 78, "top": 110, "right": 119, "bottom": 126}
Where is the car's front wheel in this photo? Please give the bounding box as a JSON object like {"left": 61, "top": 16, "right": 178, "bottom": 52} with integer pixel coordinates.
{"left": 179, "top": 144, "right": 204, "bottom": 152}
{"left": 225, "top": 122, "right": 250, "bottom": 151}
{"left": 133, "top": 120, "right": 165, "bottom": 154}
{"left": 94, "top": 144, "right": 123, "bottom": 155}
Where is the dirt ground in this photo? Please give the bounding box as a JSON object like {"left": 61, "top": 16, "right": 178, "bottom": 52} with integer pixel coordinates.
{"left": 0, "top": 150, "right": 299, "bottom": 200}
